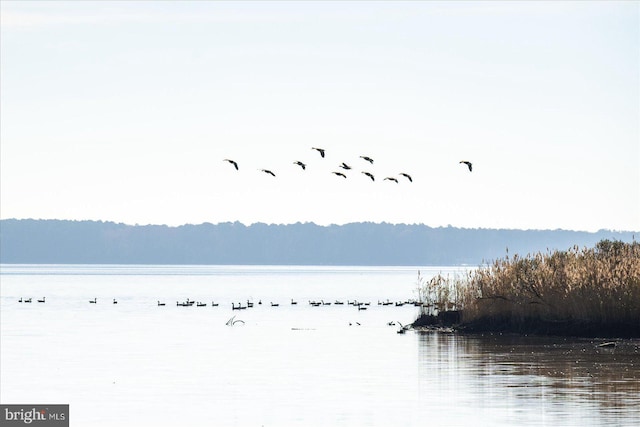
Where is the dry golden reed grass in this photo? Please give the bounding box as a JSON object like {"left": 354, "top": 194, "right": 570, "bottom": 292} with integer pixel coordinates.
{"left": 419, "top": 240, "right": 640, "bottom": 334}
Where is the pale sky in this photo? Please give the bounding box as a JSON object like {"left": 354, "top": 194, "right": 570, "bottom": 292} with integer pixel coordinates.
{"left": 1, "top": 1, "right": 638, "bottom": 232}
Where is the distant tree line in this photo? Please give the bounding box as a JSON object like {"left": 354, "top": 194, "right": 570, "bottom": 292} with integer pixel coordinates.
{"left": 0, "top": 219, "right": 636, "bottom": 266}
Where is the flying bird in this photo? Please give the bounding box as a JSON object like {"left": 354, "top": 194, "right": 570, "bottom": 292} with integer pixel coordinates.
{"left": 360, "top": 156, "right": 374, "bottom": 164}
{"left": 312, "top": 147, "right": 325, "bottom": 158}
{"left": 332, "top": 172, "right": 347, "bottom": 178}
{"left": 261, "top": 169, "right": 276, "bottom": 177}
{"left": 362, "top": 171, "right": 375, "bottom": 181}
{"left": 400, "top": 173, "right": 413, "bottom": 182}
{"left": 384, "top": 177, "right": 399, "bottom": 183}
{"left": 224, "top": 159, "right": 239, "bottom": 170}
{"left": 339, "top": 162, "right": 352, "bottom": 170}
{"left": 460, "top": 161, "right": 472, "bottom": 172}
{"left": 293, "top": 161, "right": 306, "bottom": 170}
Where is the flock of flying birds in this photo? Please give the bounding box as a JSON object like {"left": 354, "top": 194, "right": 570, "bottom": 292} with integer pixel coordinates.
{"left": 224, "top": 147, "right": 472, "bottom": 183}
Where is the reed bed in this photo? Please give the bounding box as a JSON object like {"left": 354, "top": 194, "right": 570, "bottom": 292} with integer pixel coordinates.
{"left": 417, "top": 240, "right": 640, "bottom": 336}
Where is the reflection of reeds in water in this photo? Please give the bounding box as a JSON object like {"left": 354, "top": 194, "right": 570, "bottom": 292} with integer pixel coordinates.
{"left": 419, "top": 240, "right": 640, "bottom": 336}
{"left": 416, "top": 333, "right": 640, "bottom": 422}
{"left": 461, "top": 240, "right": 640, "bottom": 334}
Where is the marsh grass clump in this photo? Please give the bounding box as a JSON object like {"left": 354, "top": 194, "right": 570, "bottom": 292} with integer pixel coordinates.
{"left": 457, "top": 239, "right": 640, "bottom": 336}
{"left": 413, "top": 270, "right": 465, "bottom": 327}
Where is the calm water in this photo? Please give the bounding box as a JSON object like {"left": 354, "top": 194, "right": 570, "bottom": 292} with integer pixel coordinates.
{"left": 1, "top": 265, "right": 639, "bottom": 427}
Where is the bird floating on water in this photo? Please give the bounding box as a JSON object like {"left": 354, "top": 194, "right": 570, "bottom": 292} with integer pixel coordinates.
{"left": 460, "top": 161, "right": 472, "bottom": 172}
{"left": 384, "top": 177, "right": 399, "bottom": 183}
{"left": 362, "top": 171, "right": 375, "bottom": 181}
{"left": 397, "top": 321, "right": 411, "bottom": 334}
{"left": 261, "top": 169, "right": 276, "bottom": 177}
{"left": 224, "top": 159, "right": 239, "bottom": 170}
{"left": 360, "top": 156, "right": 374, "bottom": 164}
{"left": 333, "top": 171, "right": 347, "bottom": 178}
{"left": 400, "top": 173, "right": 413, "bottom": 182}
{"left": 293, "top": 161, "right": 306, "bottom": 170}
{"left": 312, "top": 147, "right": 325, "bottom": 158}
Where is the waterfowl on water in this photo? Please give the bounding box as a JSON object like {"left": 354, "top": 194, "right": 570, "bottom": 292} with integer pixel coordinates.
{"left": 232, "top": 302, "right": 246, "bottom": 310}
{"left": 37, "top": 297, "right": 45, "bottom": 303}
{"left": 397, "top": 322, "right": 411, "bottom": 334}
{"left": 158, "top": 301, "right": 166, "bottom": 306}
{"left": 89, "top": 298, "right": 97, "bottom": 304}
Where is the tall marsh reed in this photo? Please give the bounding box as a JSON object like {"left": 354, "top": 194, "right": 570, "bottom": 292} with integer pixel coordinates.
{"left": 419, "top": 240, "right": 640, "bottom": 335}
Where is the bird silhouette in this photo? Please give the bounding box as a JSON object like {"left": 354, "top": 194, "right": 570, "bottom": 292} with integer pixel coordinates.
{"left": 224, "top": 159, "right": 239, "bottom": 170}
{"left": 333, "top": 172, "right": 347, "bottom": 178}
{"left": 312, "top": 147, "right": 325, "bottom": 158}
{"left": 293, "top": 161, "right": 306, "bottom": 170}
{"left": 400, "top": 173, "right": 413, "bottom": 182}
{"left": 360, "top": 156, "right": 374, "bottom": 164}
{"left": 460, "top": 161, "right": 472, "bottom": 172}
{"left": 339, "top": 162, "right": 352, "bottom": 170}
{"left": 261, "top": 169, "right": 276, "bottom": 177}
{"left": 384, "top": 177, "right": 399, "bottom": 183}
{"left": 362, "top": 171, "right": 375, "bottom": 181}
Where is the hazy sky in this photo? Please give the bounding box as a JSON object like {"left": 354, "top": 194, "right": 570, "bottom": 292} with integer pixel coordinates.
{"left": 1, "top": 1, "right": 638, "bottom": 231}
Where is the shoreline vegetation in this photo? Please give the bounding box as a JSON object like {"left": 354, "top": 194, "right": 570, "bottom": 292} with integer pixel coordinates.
{"left": 413, "top": 239, "right": 640, "bottom": 338}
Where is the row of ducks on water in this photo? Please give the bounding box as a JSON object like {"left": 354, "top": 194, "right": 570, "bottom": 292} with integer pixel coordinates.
{"left": 18, "top": 297, "right": 115, "bottom": 304}
{"left": 17, "top": 297, "right": 435, "bottom": 310}
{"left": 178, "top": 298, "right": 433, "bottom": 310}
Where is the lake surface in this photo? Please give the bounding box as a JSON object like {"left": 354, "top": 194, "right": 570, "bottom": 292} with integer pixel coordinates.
{"left": 1, "top": 265, "right": 639, "bottom": 426}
